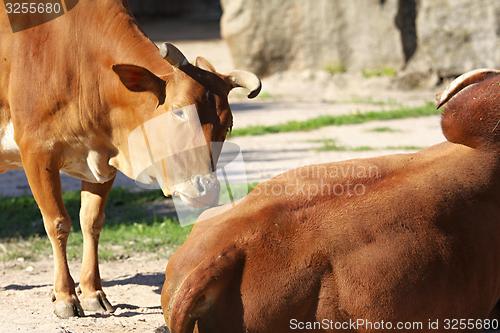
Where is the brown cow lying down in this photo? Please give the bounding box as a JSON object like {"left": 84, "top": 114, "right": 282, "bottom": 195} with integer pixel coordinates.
{"left": 161, "top": 69, "right": 500, "bottom": 333}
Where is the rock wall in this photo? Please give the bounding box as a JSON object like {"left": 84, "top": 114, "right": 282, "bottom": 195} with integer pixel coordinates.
{"left": 221, "top": 0, "right": 500, "bottom": 79}
{"left": 407, "top": 0, "right": 500, "bottom": 78}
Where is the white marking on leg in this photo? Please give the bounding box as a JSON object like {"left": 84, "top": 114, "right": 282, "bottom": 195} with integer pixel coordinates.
{"left": 0, "top": 121, "right": 19, "bottom": 153}
{"left": 86, "top": 150, "right": 116, "bottom": 183}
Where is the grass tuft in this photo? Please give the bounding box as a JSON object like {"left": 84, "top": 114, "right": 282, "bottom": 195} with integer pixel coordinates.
{"left": 367, "top": 126, "right": 402, "bottom": 133}
{"left": 231, "top": 103, "right": 438, "bottom": 137}
{"left": 0, "top": 189, "right": 190, "bottom": 261}
{"left": 258, "top": 91, "right": 273, "bottom": 100}
{"left": 324, "top": 62, "right": 347, "bottom": 75}
{"left": 314, "top": 139, "right": 423, "bottom": 152}
{"left": 362, "top": 67, "right": 397, "bottom": 78}
{"left": 346, "top": 97, "right": 400, "bottom": 106}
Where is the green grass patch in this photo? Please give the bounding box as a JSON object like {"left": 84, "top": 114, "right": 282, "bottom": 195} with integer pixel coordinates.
{"left": 231, "top": 103, "right": 438, "bottom": 137}
{"left": 315, "top": 139, "right": 372, "bottom": 152}
{"left": 0, "top": 189, "right": 191, "bottom": 261}
{"left": 388, "top": 146, "right": 423, "bottom": 151}
{"left": 258, "top": 91, "right": 273, "bottom": 100}
{"left": 346, "top": 96, "right": 400, "bottom": 106}
{"left": 367, "top": 126, "right": 402, "bottom": 133}
{"left": 324, "top": 62, "right": 347, "bottom": 75}
{"left": 362, "top": 67, "right": 397, "bottom": 78}
{"left": 314, "top": 139, "right": 422, "bottom": 152}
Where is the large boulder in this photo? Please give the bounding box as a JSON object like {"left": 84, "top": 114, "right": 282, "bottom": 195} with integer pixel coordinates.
{"left": 407, "top": 0, "right": 500, "bottom": 79}
{"left": 221, "top": 0, "right": 500, "bottom": 79}
{"left": 221, "top": 0, "right": 405, "bottom": 76}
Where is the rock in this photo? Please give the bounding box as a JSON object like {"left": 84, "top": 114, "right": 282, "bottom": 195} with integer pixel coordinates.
{"left": 221, "top": 0, "right": 404, "bottom": 76}
{"left": 54, "top": 327, "right": 71, "bottom": 333}
{"left": 154, "top": 325, "right": 170, "bottom": 333}
{"left": 407, "top": 0, "right": 500, "bottom": 79}
{"left": 221, "top": 0, "right": 500, "bottom": 81}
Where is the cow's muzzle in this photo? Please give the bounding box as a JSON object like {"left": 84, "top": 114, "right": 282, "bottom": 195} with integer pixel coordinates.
{"left": 172, "top": 173, "right": 220, "bottom": 208}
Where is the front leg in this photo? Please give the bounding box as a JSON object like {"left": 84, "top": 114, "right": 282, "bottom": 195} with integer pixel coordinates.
{"left": 77, "top": 178, "right": 115, "bottom": 313}
{"left": 21, "top": 151, "right": 84, "bottom": 318}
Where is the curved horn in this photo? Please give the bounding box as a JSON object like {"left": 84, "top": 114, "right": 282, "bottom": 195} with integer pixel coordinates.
{"left": 159, "top": 43, "right": 189, "bottom": 68}
{"left": 436, "top": 68, "right": 500, "bottom": 109}
{"left": 228, "top": 70, "right": 262, "bottom": 99}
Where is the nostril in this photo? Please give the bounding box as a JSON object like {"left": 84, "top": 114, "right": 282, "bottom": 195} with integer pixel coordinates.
{"left": 194, "top": 175, "right": 205, "bottom": 193}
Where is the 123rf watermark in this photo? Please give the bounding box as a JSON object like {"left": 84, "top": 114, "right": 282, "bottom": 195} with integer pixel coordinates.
{"left": 290, "top": 318, "right": 500, "bottom": 331}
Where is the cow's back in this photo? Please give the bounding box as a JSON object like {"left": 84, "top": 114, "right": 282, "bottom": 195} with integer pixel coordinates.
{"left": 5, "top": 0, "right": 123, "bottom": 129}
{"left": 0, "top": 16, "right": 16, "bottom": 171}
{"left": 0, "top": 12, "right": 14, "bottom": 141}
{"left": 0, "top": 0, "right": 168, "bottom": 175}
{"left": 165, "top": 142, "right": 500, "bottom": 332}
{"left": 0, "top": 1, "right": 96, "bottom": 171}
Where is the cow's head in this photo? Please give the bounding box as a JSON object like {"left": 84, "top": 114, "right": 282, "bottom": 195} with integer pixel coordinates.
{"left": 112, "top": 43, "right": 261, "bottom": 208}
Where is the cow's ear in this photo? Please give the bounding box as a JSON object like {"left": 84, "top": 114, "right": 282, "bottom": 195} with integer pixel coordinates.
{"left": 112, "top": 64, "right": 166, "bottom": 105}
{"left": 195, "top": 56, "right": 216, "bottom": 73}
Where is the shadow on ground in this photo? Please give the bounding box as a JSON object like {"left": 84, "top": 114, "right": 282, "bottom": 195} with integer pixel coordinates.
{"left": 2, "top": 272, "right": 164, "bottom": 293}
{"left": 2, "top": 283, "right": 50, "bottom": 291}
{"left": 103, "top": 273, "right": 164, "bottom": 295}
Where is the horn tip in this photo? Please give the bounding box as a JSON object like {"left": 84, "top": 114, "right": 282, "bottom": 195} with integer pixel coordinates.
{"left": 159, "top": 43, "right": 168, "bottom": 58}
{"left": 435, "top": 92, "right": 446, "bottom": 109}
{"left": 247, "top": 87, "right": 262, "bottom": 99}
{"left": 160, "top": 42, "right": 189, "bottom": 68}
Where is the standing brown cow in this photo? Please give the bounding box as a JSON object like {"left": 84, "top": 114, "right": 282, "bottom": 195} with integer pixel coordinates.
{"left": 162, "top": 69, "right": 500, "bottom": 333}
{"left": 0, "top": 0, "right": 261, "bottom": 318}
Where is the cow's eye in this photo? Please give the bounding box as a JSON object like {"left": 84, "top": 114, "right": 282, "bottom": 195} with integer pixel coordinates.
{"left": 173, "top": 109, "right": 186, "bottom": 120}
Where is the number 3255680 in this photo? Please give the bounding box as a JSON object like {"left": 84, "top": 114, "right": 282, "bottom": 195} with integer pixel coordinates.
{"left": 5, "top": 2, "right": 62, "bottom": 14}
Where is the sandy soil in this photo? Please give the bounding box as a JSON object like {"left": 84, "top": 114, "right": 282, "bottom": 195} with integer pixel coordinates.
{"left": 0, "top": 255, "right": 170, "bottom": 333}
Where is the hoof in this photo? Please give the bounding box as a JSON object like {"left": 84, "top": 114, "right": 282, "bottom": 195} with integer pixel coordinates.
{"left": 52, "top": 294, "right": 85, "bottom": 318}
{"left": 78, "top": 289, "right": 115, "bottom": 313}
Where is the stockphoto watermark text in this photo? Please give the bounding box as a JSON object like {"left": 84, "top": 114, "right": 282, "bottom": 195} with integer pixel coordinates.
{"left": 289, "top": 318, "right": 499, "bottom": 331}
{"left": 253, "top": 164, "right": 380, "bottom": 199}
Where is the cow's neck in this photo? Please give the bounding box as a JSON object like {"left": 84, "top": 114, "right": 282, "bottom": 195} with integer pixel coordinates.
{"left": 69, "top": 0, "right": 174, "bottom": 178}
{"left": 52, "top": 0, "right": 173, "bottom": 176}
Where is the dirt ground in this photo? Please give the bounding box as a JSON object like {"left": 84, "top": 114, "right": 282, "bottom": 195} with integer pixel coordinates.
{"left": 0, "top": 255, "right": 169, "bottom": 333}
